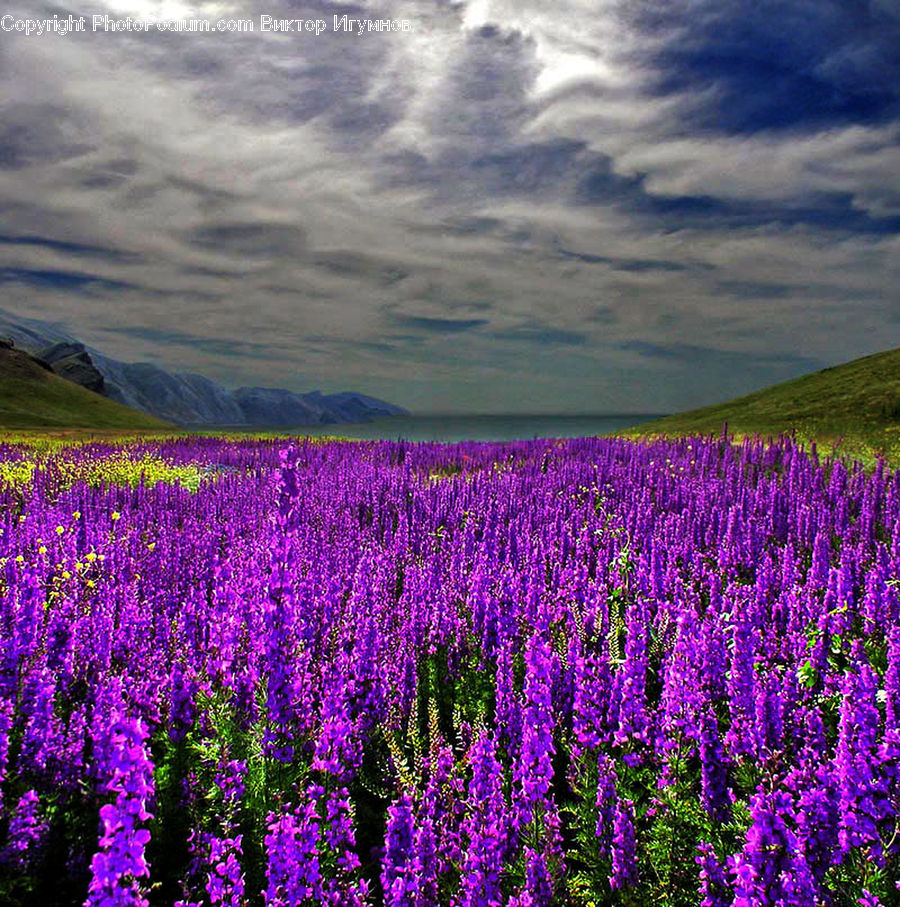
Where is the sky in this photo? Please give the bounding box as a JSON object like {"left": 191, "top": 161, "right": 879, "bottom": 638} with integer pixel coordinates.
{"left": 0, "top": 0, "right": 898, "bottom": 414}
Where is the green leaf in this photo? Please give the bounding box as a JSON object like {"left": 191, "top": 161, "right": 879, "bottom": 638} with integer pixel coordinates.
{"left": 798, "top": 659, "right": 817, "bottom": 688}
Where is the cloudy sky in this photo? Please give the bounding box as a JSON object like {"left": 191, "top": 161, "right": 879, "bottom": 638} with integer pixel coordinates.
{"left": 1, "top": 0, "right": 898, "bottom": 413}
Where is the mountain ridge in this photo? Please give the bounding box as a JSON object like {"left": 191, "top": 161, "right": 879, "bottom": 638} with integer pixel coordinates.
{"left": 0, "top": 308, "right": 408, "bottom": 427}
{"left": 0, "top": 339, "right": 173, "bottom": 429}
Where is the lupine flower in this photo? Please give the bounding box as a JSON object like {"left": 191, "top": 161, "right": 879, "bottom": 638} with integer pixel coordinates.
{"left": 264, "top": 797, "right": 321, "bottom": 906}
{"left": 699, "top": 707, "right": 730, "bottom": 822}
{"left": 382, "top": 793, "right": 417, "bottom": 907}
{"left": 594, "top": 753, "right": 618, "bottom": 853}
{"left": 835, "top": 643, "right": 891, "bottom": 859}
{"left": 696, "top": 842, "right": 729, "bottom": 907}
{"left": 614, "top": 604, "right": 650, "bottom": 756}
{"left": 0, "top": 698, "right": 14, "bottom": 814}
{"left": 571, "top": 650, "right": 612, "bottom": 762}
{"left": 522, "top": 846, "right": 554, "bottom": 904}
{"left": 0, "top": 789, "right": 47, "bottom": 869}
{"left": 206, "top": 835, "right": 245, "bottom": 907}
{"left": 610, "top": 798, "right": 638, "bottom": 890}
{"left": 516, "top": 633, "right": 557, "bottom": 824}
{"left": 459, "top": 732, "right": 507, "bottom": 907}
{"left": 729, "top": 788, "right": 818, "bottom": 907}
{"left": 85, "top": 712, "right": 155, "bottom": 907}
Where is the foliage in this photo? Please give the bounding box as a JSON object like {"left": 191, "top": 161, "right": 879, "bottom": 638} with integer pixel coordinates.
{"left": 1, "top": 432, "right": 899, "bottom": 905}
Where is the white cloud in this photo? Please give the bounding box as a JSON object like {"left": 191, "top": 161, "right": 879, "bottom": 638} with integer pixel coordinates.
{"left": 0, "top": 0, "right": 896, "bottom": 412}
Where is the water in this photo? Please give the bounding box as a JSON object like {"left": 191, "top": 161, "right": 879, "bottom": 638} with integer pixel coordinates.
{"left": 298, "top": 413, "right": 664, "bottom": 443}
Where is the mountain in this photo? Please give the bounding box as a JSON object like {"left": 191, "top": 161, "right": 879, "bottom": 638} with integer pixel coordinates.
{"left": 40, "top": 342, "right": 106, "bottom": 394}
{"left": 0, "top": 308, "right": 408, "bottom": 427}
{"left": 0, "top": 339, "right": 172, "bottom": 429}
{"left": 231, "top": 388, "right": 408, "bottom": 427}
{"left": 88, "top": 359, "right": 248, "bottom": 425}
{"left": 305, "top": 391, "right": 408, "bottom": 422}
{"left": 629, "top": 348, "right": 900, "bottom": 454}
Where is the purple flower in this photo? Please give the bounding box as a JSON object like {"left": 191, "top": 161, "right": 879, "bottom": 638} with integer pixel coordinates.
{"left": 459, "top": 731, "right": 508, "bottom": 907}
{"left": 264, "top": 797, "right": 321, "bottom": 906}
{"left": 516, "top": 633, "right": 557, "bottom": 824}
{"left": 206, "top": 835, "right": 245, "bottom": 907}
{"left": 609, "top": 798, "right": 638, "bottom": 890}
{"left": 594, "top": 753, "right": 617, "bottom": 853}
{"left": 0, "top": 698, "right": 13, "bottom": 813}
{"left": 381, "top": 794, "right": 416, "bottom": 907}
{"left": 729, "top": 788, "right": 819, "bottom": 907}
{"left": 699, "top": 707, "right": 730, "bottom": 822}
{"left": 85, "top": 707, "right": 155, "bottom": 907}
{"left": 522, "top": 846, "right": 554, "bottom": 904}
{"left": 0, "top": 789, "right": 48, "bottom": 869}
{"left": 571, "top": 650, "right": 612, "bottom": 762}
{"left": 696, "top": 842, "right": 729, "bottom": 907}
{"left": 835, "top": 643, "right": 891, "bottom": 859}
{"left": 614, "top": 604, "right": 650, "bottom": 752}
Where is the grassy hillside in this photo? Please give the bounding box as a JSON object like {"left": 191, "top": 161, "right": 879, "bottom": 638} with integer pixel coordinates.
{"left": 0, "top": 345, "right": 172, "bottom": 429}
{"left": 628, "top": 348, "right": 900, "bottom": 463}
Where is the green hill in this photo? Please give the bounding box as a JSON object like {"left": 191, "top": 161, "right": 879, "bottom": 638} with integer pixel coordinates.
{"left": 0, "top": 344, "right": 172, "bottom": 429}
{"left": 628, "top": 348, "right": 900, "bottom": 462}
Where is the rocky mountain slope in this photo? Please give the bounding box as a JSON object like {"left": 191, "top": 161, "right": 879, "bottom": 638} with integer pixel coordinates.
{"left": 0, "top": 309, "right": 407, "bottom": 427}
{"left": 0, "top": 338, "right": 172, "bottom": 429}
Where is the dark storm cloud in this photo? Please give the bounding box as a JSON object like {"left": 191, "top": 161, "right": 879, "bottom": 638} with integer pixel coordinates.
{"left": 0, "top": 235, "right": 141, "bottom": 264}
{"left": 555, "top": 243, "right": 694, "bottom": 273}
{"left": 621, "top": 341, "right": 820, "bottom": 372}
{"left": 187, "top": 223, "right": 308, "bottom": 258}
{"left": 574, "top": 158, "right": 900, "bottom": 235}
{"left": 715, "top": 280, "right": 798, "bottom": 301}
{"left": 0, "top": 268, "right": 135, "bottom": 293}
{"left": 98, "top": 325, "right": 276, "bottom": 358}
{"left": 630, "top": 0, "right": 900, "bottom": 135}
{"left": 311, "top": 251, "right": 409, "bottom": 285}
{"left": 0, "top": 0, "right": 896, "bottom": 413}
{"left": 390, "top": 314, "right": 489, "bottom": 334}
{"left": 0, "top": 102, "right": 95, "bottom": 169}
{"left": 491, "top": 323, "right": 588, "bottom": 346}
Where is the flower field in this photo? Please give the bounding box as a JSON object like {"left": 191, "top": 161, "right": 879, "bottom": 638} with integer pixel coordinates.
{"left": 1, "top": 433, "right": 899, "bottom": 906}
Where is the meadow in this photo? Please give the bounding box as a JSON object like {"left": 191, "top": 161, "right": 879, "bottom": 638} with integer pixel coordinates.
{"left": 0, "top": 432, "right": 898, "bottom": 906}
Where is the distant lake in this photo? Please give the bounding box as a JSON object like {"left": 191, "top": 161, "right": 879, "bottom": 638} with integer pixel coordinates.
{"left": 299, "top": 413, "right": 665, "bottom": 443}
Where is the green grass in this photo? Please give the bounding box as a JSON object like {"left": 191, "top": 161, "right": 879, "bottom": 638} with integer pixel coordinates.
{"left": 625, "top": 348, "right": 900, "bottom": 466}
{"left": 0, "top": 374, "right": 172, "bottom": 430}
